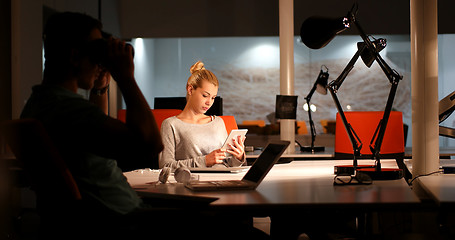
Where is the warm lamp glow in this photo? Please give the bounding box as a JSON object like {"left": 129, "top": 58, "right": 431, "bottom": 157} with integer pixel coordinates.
{"left": 303, "top": 103, "right": 317, "bottom": 112}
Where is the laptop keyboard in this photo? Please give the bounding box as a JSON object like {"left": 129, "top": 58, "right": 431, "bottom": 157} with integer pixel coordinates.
{"left": 208, "top": 180, "right": 249, "bottom": 186}
{"left": 185, "top": 180, "right": 254, "bottom": 191}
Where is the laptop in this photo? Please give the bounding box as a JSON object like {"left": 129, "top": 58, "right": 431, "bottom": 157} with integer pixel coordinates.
{"left": 184, "top": 140, "right": 290, "bottom": 191}
{"left": 188, "top": 167, "right": 247, "bottom": 173}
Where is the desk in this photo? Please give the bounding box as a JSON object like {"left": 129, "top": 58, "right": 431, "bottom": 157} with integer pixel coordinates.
{"left": 244, "top": 134, "right": 335, "bottom": 149}
{"left": 416, "top": 175, "right": 455, "bottom": 208}
{"left": 125, "top": 160, "right": 419, "bottom": 212}
{"left": 414, "top": 175, "right": 455, "bottom": 239}
{"left": 246, "top": 147, "right": 334, "bottom": 161}
{"left": 126, "top": 160, "right": 419, "bottom": 238}
{"left": 405, "top": 147, "right": 455, "bottom": 159}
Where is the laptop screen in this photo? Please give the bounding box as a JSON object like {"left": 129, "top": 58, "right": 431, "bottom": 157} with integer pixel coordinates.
{"left": 243, "top": 141, "right": 290, "bottom": 184}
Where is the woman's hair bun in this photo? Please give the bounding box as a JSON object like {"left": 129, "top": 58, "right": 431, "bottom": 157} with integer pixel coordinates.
{"left": 190, "top": 61, "right": 205, "bottom": 74}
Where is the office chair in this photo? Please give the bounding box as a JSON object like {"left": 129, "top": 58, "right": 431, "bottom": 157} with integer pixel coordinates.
{"left": 117, "top": 108, "right": 183, "bottom": 129}
{"left": 2, "top": 119, "right": 81, "bottom": 203}
{"left": 1, "top": 119, "right": 88, "bottom": 238}
{"left": 151, "top": 109, "right": 183, "bottom": 129}
{"left": 154, "top": 96, "right": 223, "bottom": 116}
{"left": 219, "top": 115, "right": 239, "bottom": 133}
{"left": 242, "top": 120, "right": 266, "bottom": 127}
{"left": 334, "top": 111, "right": 411, "bottom": 180}
{"left": 118, "top": 109, "right": 239, "bottom": 133}
{"left": 296, "top": 121, "right": 309, "bottom": 135}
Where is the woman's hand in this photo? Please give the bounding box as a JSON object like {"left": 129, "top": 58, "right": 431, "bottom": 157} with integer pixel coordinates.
{"left": 205, "top": 149, "right": 227, "bottom": 167}
{"left": 226, "top": 135, "right": 246, "bottom": 161}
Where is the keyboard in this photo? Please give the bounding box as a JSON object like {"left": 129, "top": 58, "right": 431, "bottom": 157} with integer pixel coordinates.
{"left": 185, "top": 180, "right": 255, "bottom": 191}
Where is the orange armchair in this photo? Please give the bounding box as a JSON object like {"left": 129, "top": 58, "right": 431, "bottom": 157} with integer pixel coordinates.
{"left": 117, "top": 109, "right": 238, "bottom": 133}
{"left": 334, "top": 111, "right": 410, "bottom": 180}
{"left": 151, "top": 109, "right": 183, "bottom": 129}
{"left": 219, "top": 115, "right": 239, "bottom": 133}
{"left": 335, "top": 111, "right": 405, "bottom": 158}
{"left": 117, "top": 109, "right": 183, "bottom": 130}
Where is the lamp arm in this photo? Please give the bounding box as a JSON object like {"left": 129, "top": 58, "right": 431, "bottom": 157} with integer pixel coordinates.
{"left": 350, "top": 15, "right": 403, "bottom": 171}
{"left": 305, "top": 98, "right": 317, "bottom": 150}
{"left": 375, "top": 55, "right": 403, "bottom": 84}
{"left": 440, "top": 126, "right": 455, "bottom": 138}
{"left": 328, "top": 45, "right": 366, "bottom": 91}
{"left": 439, "top": 90, "right": 455, "bottom": 123}
{"left": 352, "top": 18, "right": 403, "bottom": 84}
{"left": 305, "top": 82, "right": 319, "bottom": 150}
{"left": 366, "top": 42, "right": 402, "bottom": 166}
{"left": 328, "top": 86, "right": 362, "bottom": 170}
{"left": 305, "top": 81, "right": 318, "bottom": 101}
{"left": 369, "top": 75, "right": 400, "bottom": 170}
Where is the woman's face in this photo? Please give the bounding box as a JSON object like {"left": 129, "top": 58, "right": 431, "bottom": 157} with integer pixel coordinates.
{"left": 187, "top": 80, "right": 218, "bottom": 114}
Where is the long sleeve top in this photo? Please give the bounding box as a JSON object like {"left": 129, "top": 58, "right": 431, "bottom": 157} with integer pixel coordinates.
{"left": 159, "top": 116, "right": 244, "bottom": 169}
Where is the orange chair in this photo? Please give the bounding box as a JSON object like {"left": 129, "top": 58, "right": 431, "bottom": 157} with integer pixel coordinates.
{"left": 219, "top": 115, "right": 239, "bottom": 133}
{"left": 117, "top": 109, "right": 182, "bottom": 130}
{"left": 335, "top": 111, "right": 405, "bottom": 158}
{"left": 241, "top": 120, "right": 266, "bottom": 127}
{"left": 151, "top": 109, "right": 183, "bottom": 129}
{"left": 118, "top": 109, "right": 238, "bottom": 133}
{"left": 334, "top": 111, "right": 410, "bottom": 180}
{"left": 296, "top": 121, "right": 308, "bottom": 135}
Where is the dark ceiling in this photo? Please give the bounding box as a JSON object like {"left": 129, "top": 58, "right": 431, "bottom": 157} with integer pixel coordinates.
{"left": 118, "top": 0, "right": 455, "bottom": 38}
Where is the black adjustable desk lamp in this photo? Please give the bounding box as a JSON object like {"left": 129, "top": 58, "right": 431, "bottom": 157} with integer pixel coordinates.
{"left": 301, "top": 66, "right": 329, "bottom": 153}
{"left": 439, "top": 90, "right": 455, "bottom": 138}
{"left": 300, "top": 3, "right": 404, "bottom": 183}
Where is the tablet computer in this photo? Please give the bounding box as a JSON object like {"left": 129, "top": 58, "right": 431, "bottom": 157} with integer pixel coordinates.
{"left": 221, "top": 129, "right": 248, "bottom": 150}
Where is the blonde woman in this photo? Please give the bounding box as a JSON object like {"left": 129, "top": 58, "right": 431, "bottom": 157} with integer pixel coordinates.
{"left": 159, "top": 61, "right": 246, "bottom": 169}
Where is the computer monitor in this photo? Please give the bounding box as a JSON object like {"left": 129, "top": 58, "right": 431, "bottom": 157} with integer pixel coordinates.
{"left": 154, "top": 97, "right": 223, "bottom": 116}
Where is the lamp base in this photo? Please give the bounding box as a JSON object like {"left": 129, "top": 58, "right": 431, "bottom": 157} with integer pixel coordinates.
{"left": 334, "top": 165, "right": 403, "bottom": 180}
{"left": 358, "top": 168, "right": 403, "bottom": 180}
{"left": 334, "top": 165, "right": 375, "bottom": 176}
{"left": 301, "top": 146, "right": 325, "bottom": 152}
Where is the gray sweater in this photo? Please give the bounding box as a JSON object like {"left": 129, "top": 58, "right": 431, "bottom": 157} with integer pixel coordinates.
{"left": 159, "top": 116, "right": 244, "bottom": 169}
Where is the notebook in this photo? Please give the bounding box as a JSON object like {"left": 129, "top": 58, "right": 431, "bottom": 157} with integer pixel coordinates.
{"left": 188, "top": 167, "right": 247, "bottom": 173}
{"left": 184, "top": 140, "right": 290, "bottom": 191}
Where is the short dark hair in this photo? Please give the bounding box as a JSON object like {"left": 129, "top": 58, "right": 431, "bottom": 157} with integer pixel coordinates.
{"left": 43, "top": 12, "right": 102, "bottom": 81}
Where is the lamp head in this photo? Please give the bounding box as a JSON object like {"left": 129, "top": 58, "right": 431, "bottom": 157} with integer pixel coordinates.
{"left": 357, "top": 38, "right": 387, "bottom": 68}
{"left": 315, "top": 67, "right": 329, "bottom": 95}
{"left": 300, "top": 16, "right": 350, "bottom": 49}
{"left": 300, "top": 3, "right": 359, "bottom": 49}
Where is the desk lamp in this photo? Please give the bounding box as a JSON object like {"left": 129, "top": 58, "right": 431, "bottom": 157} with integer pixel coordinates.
{"left": 439, "top": 90, "right": 455, "bottom": 138}
{"left": 301, "top": 66, "right": 329, "bottom": 153}
{"left": 300, "top": 3, "right": 403, "bottom": 182}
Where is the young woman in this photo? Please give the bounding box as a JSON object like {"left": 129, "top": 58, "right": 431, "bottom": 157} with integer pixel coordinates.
{"left": 159, "top": 61, "right": 246, "bottom": 169}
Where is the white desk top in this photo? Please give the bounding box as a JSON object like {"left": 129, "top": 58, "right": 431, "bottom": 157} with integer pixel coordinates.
{"left": 416, "top": 175, "right": 455, "bottom": 207}
{"left": 125, "top": 159, "right": 420, "bottom": 211}
{"left": 246, "top": 147, "right": 334, "bottom": 159}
